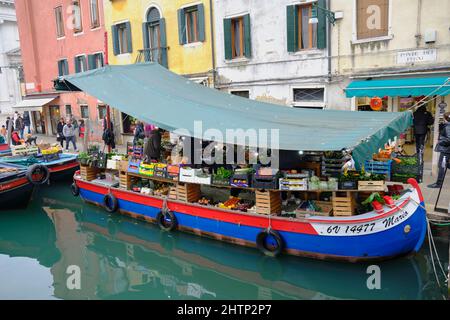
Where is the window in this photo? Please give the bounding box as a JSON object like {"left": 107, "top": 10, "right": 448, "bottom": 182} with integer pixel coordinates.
{"left": 286, "top": 1, "right": 326, "bottom": 52}
{"left": 231, "top": 91, "right": 250, "bottom": 99}
{"left": 89, "top": 0, "right": 100, "bottom": 28}
{"left": 80, "top": 105, "right": 89, "bottom": 119}
{"left": 57, "top": 59, "right": 69, "bottom": 76}
{"left": 112, "top": 22, "right": 132, "bottom": 55}
{"left": 224, "top": 14, "right": 251, "bottom": 60}
{"left": 356, "top": 0, "right": 389, "bottom": 40}
{"left": 293, "top": 88, "right": 325, "bottom": 108}
{"left": 88, "top": 53, "right": 104, "bottom": 70}
{"left": 178, "top": 5, "right": 205, "bottom": 44}
{"left": 74, "top": 55, "right": 87, "bottom": 73}
{"left": 98, "top": 105, "right": 107, "bottom": 120}
{"left": 142, "top": 7, "right": 168, "bottom": 67}
{"left": 65, "top": 105, "right": 72, "bottom": 116}
{"left": 55, "top": 6, "right": 65, "bottom": 38}
{"left": 297, "top": 4, "right": 317, "bottom": 50}
{"left": 121, "top": 112, "right": 136, "bottom": 134}
{"left": 72, "top": 0, "right": 83, "bottom": 33}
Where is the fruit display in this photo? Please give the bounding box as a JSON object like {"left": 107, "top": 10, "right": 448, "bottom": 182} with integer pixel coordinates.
{"left": 219, "top": 197, "right": 241, "bottom": 210}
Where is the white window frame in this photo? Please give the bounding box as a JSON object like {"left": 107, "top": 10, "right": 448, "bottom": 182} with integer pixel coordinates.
{"left": 114, "top": 21, "right": 131, "bottom": 55}
{"left": 92, "top": 51, "right": 104, "bottom": 68}
{"left": 80, "top": 104, "right": 89, "bottom": 119}
{"left": 72, "top": 0, "right": 83, "bottom": 34}
{"left": 89, "top": 0, "right": 101, "bottom": 30}
{"left": 55, "top": 6, "right": 65, "bottom": 39}
{"left": 97, "top": 104, "right": 107, "bottom": 121}
{"left": 352, "top": 0, "right": 393, "bottom": 44}
{"left": 291, "top": 85, "right": 326, "bottom": 108}
{"left": 229, "top": 89, "right": 251, "bottom": 99}
{"left": 75, "top": 54, "right": 87, "bottom": 72}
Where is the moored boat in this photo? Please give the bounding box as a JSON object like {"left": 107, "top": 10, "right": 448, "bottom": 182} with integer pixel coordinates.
{"left": 0, "top": 162, "right": 34, "bottom": 210}
{"left": 73, "top": 174, "right": 427, "bottom": 262}
{"left": 0, "top": 144, "right": 12, "bottom": 157}
{"left": 2, "top": 153, "right": 79, "bottom": 182}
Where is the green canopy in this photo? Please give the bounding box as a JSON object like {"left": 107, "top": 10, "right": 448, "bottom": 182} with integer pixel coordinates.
{"left": 345, "top": 76, "right": 450, "bottom": 98}
{"left": 56, "top": 63, "right": 413, "bottom": 166}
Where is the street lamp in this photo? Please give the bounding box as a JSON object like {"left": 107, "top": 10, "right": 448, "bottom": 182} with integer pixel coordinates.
{"left": 309, "top": 2, "right": 337, "bottom": 26}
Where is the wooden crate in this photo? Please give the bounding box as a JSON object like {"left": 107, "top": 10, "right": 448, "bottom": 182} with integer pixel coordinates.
{"left": 80, "top": 166, "right": 100, "bottom": 181}
{"left": 119, "top": 172, "right": 132, "bottom": 190}
{"left": 332, "top": 191, "right": 356, "bottom": 216}
{"left": 256, "top": 190, "right": 281, "bottom": 215}
{"left": 358, "top": 180, "right": 385, "bottom": 191}
{"left": 168, "top": 186, "right": 178, "bottom": 200}
{"left": 119, "top": 160, "right": 129, "bottom": 173}
{"left": 176, "top": 183, "right": 201, "bottom": 203}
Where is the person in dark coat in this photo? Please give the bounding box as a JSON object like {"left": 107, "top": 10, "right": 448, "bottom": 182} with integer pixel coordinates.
{"left": 56, "top": 117, "right": 65, "bottom": 147}
{"left": 428, "top": 112, "right": 450, "bottom": 188}
{"left": 143, "top": 128, "right": 162, "bottom": 161}
{"left": 133, "top": 121, "right": 145, "bottom": 146}
{"left": 413, "top": 106, "right": 434, "bottom": 154}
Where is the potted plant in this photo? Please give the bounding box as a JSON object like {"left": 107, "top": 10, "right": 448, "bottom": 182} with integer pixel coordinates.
{"left": 78, "top": 152, "right": 90, "bottom": 166}
{"left": 338, "top": 169, "right": 359, "bottom": 190}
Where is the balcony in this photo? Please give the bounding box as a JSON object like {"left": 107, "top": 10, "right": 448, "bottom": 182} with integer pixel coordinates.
{"left": 136, "top": 48, "right": 168, "bottom": 66}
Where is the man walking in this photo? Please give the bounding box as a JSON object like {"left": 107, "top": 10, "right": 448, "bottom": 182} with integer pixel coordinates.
{"left": 63, "top": 118, "right": 78, "bottom": 152}
{"left": 413, "top": 106, "right": 434, "bottom": 154}
{"left": 23, "top": 112, "right": 31, "bottom": 135}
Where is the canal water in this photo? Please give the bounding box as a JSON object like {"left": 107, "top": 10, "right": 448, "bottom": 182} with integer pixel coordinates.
{"left": 0, "top": 182, "right": 448, "bottom": 300}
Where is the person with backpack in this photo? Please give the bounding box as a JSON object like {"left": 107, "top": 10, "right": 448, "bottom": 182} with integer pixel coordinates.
{"left": 413, "top": 106, "right": 434, "bottom": 155}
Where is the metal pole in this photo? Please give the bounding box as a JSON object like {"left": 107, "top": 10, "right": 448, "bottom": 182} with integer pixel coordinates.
{"left": 6, "top": 118, "right": 12, "bottom": 146}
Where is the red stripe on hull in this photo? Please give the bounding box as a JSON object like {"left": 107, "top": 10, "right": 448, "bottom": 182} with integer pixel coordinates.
{"left": 48, "top": 161, "right": 79, "bottom": 173}
{"left": 0, "top": 177, "right": 29, "bottom": 192}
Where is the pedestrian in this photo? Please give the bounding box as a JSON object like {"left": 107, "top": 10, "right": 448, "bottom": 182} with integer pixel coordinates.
{"left": 63, "top": 118, "right": 78, "bottom": 152}
{"left": 102, "top": 116, "right": 115, "bottom": 149}
{"left": 413, "top": 106, "right": 434, "bottom": 155}
{"left": 133, "top": 121, "right": 145, "bottom": 145}
{"left": 143, "top": 127, "right": 162, "bottom": 162}
{"left": 15, "top": 114, "right": 25, "bottom": 139}
{"left": 0, "top": 125, "right": 6, "bottom": 139}
{"left": 23, "top": 112, "right": 31, "bottom": 135}
{"left": 79, "top": 119, "right": 85, "bottom": 139}
{"left": 56, "top": 117, "right": 65, "bottom": 147}
{"left": 5, "top": 117, "right": 14, "bottom": 132}
{"left": 428, "top": 112, "right": 450, "bottom": 188}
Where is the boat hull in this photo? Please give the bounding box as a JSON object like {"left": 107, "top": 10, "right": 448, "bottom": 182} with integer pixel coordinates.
{"left": 0, "top": 176, "right": 34, "bottom": 210}
{"left": 74, "top": 177, "right": 427, "bottom": 262}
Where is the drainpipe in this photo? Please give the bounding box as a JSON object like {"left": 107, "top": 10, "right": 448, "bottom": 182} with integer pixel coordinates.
{"left": 415, "top": 0, "right": 422, "bottom": 47}
{"left": 326, "top": 0, "right": 332, "bottom": 82}
{"left": 209, "top": 0, "right": 217, "bottom": 88}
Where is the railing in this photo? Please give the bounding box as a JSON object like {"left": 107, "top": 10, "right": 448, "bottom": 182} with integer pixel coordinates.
{"left": 135, "top": 48, "right": 168, "bottom": 65}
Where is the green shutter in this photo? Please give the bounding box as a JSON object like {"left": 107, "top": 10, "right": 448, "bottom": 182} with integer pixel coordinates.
{"left": 223, "top": 18, "right": 232, "bottom": 60}
{"left": 142, "top": 22, "right": 150, "bottom": 48}
{"left": 125, "top": 22, "right": 133, "bottom": 53}
{"left": 177, "top": 9, "right": 187, "bottom": 45}
{"left": 112, "top": 25, "right": 119, "bottom": 55}
{"left": 74, "top": 57, "right": 80, "bottom": 73}
{"left": 88, "top": 54, "right": 96, "bottom": 70}
{"left": 243, "top": 14, "right": 251, "bottom": 58}
{"left": 64, "top": 60, "right": 69, "bottom": 75}
{"left": 317, "top": 0, "right": 327, "bottom": 49}
{"left": 82, "top": 55, "right": 87, "bottom": 71}
{"left": 58, "top": 61, "right": 63, "bottom": 77}
{"left": 159, "top": 18, "right": 168, "bottom": 68}
{"left": 197, "top": 4, "right": 205, "bottom": 42}
{"left": 286, "top": 5, "right": 298, "bottom": 52}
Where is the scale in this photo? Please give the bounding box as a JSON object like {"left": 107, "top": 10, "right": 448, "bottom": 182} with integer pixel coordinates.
{"left": 433, "top": 159, "right": 450, "bottom": 214}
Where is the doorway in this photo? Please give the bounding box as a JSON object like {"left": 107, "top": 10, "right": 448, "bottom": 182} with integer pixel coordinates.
{"left": 49, "top": 105, "right": 61, "bottom": 135}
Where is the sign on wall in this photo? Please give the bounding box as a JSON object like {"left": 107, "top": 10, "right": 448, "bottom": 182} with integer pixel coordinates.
{"left": 397, "top": 49, "right": 437, "bottom": 64}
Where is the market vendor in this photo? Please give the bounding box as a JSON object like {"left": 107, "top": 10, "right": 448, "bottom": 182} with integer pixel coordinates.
{"left": 143, "top": 127, "right": 162, "bottom": 162}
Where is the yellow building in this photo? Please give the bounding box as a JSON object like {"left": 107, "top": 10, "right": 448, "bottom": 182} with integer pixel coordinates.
{"left": 103, "top": 0, "right": 214, "bottom": 84}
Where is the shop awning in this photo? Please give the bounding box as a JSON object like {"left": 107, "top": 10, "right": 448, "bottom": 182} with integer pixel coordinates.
{"left": 13, "top": 96, "right": 58, "bottom": 112}
{"left": 55, "top": 63, "right": 413, "bottom": 166}
{"left": 345, "top": 76, "right": 450, "bottom": 98}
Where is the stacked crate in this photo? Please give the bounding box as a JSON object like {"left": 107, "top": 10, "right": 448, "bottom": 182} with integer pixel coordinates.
{"left": 168, "top": 186, "right": 178, "bottom": 200}
{"left": 80, "top": 166, "right": 99, "bottom": 181}
{"left": 364, "top": 160, "right": 392, "bottom": 181}
{"left": 332, "top": 191, "right": 356, "bottom": 216}
{"left": 322, "top": 156, "right": 350, "bottom": 177}
{"left": 176, "top": 183, "right": 201, "bottom": 203}
{"left": 255, "top": 190, "right": 281, "bottom": 215}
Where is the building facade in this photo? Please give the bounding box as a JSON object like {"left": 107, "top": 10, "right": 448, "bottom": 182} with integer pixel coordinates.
{"left": 213, "top": 0, "right": 331, "bottom": 108}
{"left": 0, "top": 0, "right": 22, "bottom": 116}
{"left": 103, "top": 0, "right": 215, "bottom": 141}
{"left": 328, "top": 0, "right": 450, "bottom": 173}
{"left": 15, "top": 0, "right": 107, "bottom": 141}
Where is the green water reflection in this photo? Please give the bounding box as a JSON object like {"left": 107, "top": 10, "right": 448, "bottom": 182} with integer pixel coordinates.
{"left": 0, "top": 182, "right": 448, "bottom": 300}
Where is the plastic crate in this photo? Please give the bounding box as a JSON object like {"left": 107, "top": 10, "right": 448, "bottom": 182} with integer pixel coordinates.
{"left": 364, "top": 159, "right": 392, "bottom": 180}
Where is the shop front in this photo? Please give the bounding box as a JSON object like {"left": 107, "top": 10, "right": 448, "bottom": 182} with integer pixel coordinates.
{"left": 345, "top": 76, "right": 450, "bottom": 175}
{"left": 12, "top": 96, "right": 58, "bottom": 135}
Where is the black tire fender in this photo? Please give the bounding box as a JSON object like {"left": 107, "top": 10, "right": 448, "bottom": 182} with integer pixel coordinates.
{"left": 156, "top": 209, "right": 178, "bottom": 232}
{"left": 256, "top": 228, "right": 284, "bottom": 257}
{"left": 103, "top": 193, "right": 118, "bottom": 213}
{"left": 26, "top": 164, "right": 50, "bottom": 185}
{"left": 71, "top": 182, "right": 80, "bottom": 197}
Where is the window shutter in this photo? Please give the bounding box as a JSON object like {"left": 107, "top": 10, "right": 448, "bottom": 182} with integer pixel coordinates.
{"left": 317, "top": 0, "right": 327, "bottom": 49}
{"left": 74, "top": 57, "right": 80, "bottom": 73}
{"left": 142, "top": 22, "right": 150, "bottom": 48}
{"left": 197, "top": 4, "right": 205, "bottom": 42}
{"left": 286, "top": 5, "right": 298, "bottom": 52}
{"left": 159, "top": 18, "right": 168, "bottom": 68}
{"left": 177, "top": 9, "right": 187, "bottom": 45}
{"left": 64, "top": 60, "right": 69, "bottom": 75}
{"left": 243, "top": 14, "right": 251, "bottom": 58}
{"left": 98, "top": 53, "right": 104, "bottom": 67}
{"left": 223, "top": 18, "right": 232, "bottom": 60}
{"left": 82, "top": 55, "right": 87, "bottom": 71}
{"left": 88, "top": 54, "right": 96, "bottom": 70}
{"left": 58, "top": 61, "right": 63, "bottom": 77}
{"left": 112, "top": 25, "right": 120, "bottom": 55}
{"left": 125, "top": 22, "right": 133, "bottom": 53}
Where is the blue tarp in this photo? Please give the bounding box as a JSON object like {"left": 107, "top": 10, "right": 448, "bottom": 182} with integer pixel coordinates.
{"left": 56, "top": 63, "right": 413, "bottom": 166}
{"left": 345, "top": 76, "right": 450, "bottom": 98}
